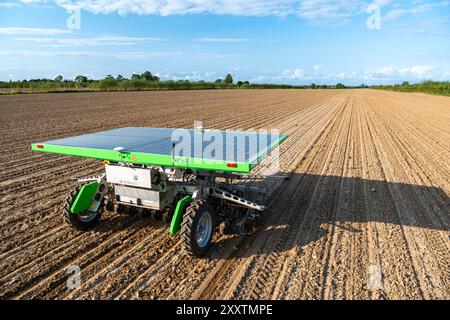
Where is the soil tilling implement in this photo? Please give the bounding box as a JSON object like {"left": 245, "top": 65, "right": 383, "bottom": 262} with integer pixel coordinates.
{"left": 32, "top": 127, "right": 287, "bottom": 256}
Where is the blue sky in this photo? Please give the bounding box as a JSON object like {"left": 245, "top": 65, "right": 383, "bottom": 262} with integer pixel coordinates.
{"left": 0, "top": 0, "right": 449, "bottom": 85}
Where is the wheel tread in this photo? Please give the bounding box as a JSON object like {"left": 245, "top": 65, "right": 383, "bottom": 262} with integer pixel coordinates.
{"left": 181, "top": 200, "right": 212, "bottom": 257}
{"left": 62, "top": 186, "right": 102, "bottom": 230}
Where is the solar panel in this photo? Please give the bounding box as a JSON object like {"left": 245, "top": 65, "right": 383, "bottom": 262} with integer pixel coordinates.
{"left": 32, "top": 127, "right": 287, "bottom": 173}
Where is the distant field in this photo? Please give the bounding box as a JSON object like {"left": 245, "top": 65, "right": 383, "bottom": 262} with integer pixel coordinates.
{"left": 0, "top": 89, "right": 448, "bottom": 299}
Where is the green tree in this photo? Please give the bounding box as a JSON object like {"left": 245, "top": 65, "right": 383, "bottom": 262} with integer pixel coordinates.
{"left": 116, "top": 74, "right": 125, "bottom": 81}
{"left": 311, "top": 83, "right": 316, "bottom": 89}
{"left": 336, "top": 83, "right": 345, "bottom": 89}
{"left": 243, "top": 81, "right": 250, "bottom": 85}
{"left": 75, "top": 75, "right": 88, "bottom": 83}
{"left": 104, "top": 75, "right": 114, "bottom": 81}
{"left": 142, "top": 71, "right": 154, "bottom": 81}
{"left": 224, "top": 74, "right": 233, "bottom": 84}
{"left": 54, "top": 75, "right": 63, "bottom": 82}
{"left": 215, "top": 79, "right": 223, "bottom": 84}
{"left": 131, "top": 73, "right": 142, "bottom": 80}
{"left": 401, "top": 81, "right": 409, "bottom": 86}
{"left": 236, "top": 81, "right": 244, "bottom": 87}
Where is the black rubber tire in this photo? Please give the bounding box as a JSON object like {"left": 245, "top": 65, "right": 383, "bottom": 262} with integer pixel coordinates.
{"left": 63, "top": 186, "right": 102, "bottom": 230}
{"left": 181, "top": 200, "right": 214, "bottom": 257}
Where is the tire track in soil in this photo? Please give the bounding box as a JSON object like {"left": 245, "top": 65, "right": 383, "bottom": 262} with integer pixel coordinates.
{"left": 362, "top": 95, "right": 448, "bottom": 299}
{"left": 279, "top": 93, "right": 354, "bottom": 300}
{"left": 167, "top": 94, "right": 350, "bottom": 297}
{"left": 187, "top": 94, "right": 351, "bottom": 300}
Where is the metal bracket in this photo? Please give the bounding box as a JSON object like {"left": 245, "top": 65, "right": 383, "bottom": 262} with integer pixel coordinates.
{"left": 208, "top": 187, "right": 265, "bottom": 211}
{"left": 87, "top": 174, "right": 109, "bottom": 212}
{"left": 75, "top": 175, "right": 103, "bottom": 183}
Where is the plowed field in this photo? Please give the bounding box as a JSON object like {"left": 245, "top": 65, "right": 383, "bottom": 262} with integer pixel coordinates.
{"left": 0, "top": 89, "right": 448, "bottom": 299}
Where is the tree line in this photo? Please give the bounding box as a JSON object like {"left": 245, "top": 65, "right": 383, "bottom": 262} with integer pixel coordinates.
{"left": 0, "top": 72, "right": 265, "bottom": 91}
{"left": 8, "top": 69, "right": 446, "bottom": 95}
{"left": 371, "top": 81, "right": 450, "bottom": 96}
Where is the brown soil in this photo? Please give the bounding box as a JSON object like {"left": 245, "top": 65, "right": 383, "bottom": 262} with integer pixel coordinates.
{"left": 0, "top": 89, "right": 448, "bottom": 300}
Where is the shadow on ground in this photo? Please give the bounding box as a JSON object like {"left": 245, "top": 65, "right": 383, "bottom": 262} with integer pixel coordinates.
{"left": 208, "top": 172, "right": 450, "bottom": 260}
{"left": 85, "top": 172, "right": 449, "bottom": 260}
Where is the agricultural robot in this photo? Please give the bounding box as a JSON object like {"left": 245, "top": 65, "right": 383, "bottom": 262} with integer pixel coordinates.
{"left": 32, "top": 127, "right": 287, "bottom": 256}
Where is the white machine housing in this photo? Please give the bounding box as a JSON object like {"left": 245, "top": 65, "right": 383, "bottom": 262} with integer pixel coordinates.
{"left": 105, "top": 165, "right": 154, "bottom": 188}
{"left": 105, "top": 164, "right": 176, "bottom": 210}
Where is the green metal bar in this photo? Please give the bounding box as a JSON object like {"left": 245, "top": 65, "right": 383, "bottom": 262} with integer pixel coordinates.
{"left": 70, "top": 181, "right": 99, "bottom": 214}
{"left": 169, "top": 195, "right": 192, "bottom": 236}
{"left": 31, "top": 143, "right": 251, "bottom": 173}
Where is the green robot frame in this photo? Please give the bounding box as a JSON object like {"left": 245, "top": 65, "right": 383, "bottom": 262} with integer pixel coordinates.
{"left": 32, "top": 127, "right": 287, "bottom": 257}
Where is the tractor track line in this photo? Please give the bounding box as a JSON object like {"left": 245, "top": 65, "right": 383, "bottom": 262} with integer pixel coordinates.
{"left": 190, "top": 94, "right": 350, "bottom": 299}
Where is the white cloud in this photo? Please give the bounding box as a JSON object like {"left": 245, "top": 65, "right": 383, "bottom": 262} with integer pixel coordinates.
{"left": 190, "top": 52, "right": 241, "bottom": 59}
{"left": 18, "top": 0, "right": 49, "bottom": 3}
{"left": 195, "top": 38, "right": 248, "bottom": 43}
{"left": 279, "top": 68, "right": 304, "bottom": 80}
{"left": 0, "top": 27, "right": 71, "bottom": 35}
{"left": 51, "top": 0, "right": 299, "bottom": 17}
{"left": 296, "top": 0, "right": 367, "bottom": 26}
{"left": 412, "top": 1, "right": 450, "bottom": 13}
{"left": 0, "top": 50, "right": 98, "bottom": 57}
{"left": 156, "top": 71, "right": 217, "bottom": 81}
{"left": 409, "top": 65, "right": 435, "bottom": 76}
{"left": 180, "top": 71, "right": 216, "bottom": 81}
{"left": 384, "top": 1, "right": 450, "bottom": 21}
{"left": 250, "top": 75, "right": 271, "bottom": 82}
{"left": 0, "top": 2, "right": 22, "bottom": 8}
{"left": 372, "top": 0, "right": 392, "bottom": 7}
{"left": 0, "top": 49, "right": 239, "bottom": 60}
{"left": 17, "top": 0, "right": 385, "bottom": 25}
{"left": 384, "top": 9, "right": 407, "bottom": 20}
{"left": 379, "top": 66, "right": 395, "bottom": 74}
{"left": 14, "top": 0, "right": 449, "bottom": 27}
{"left": 291, "top": 68, "right": 305, "bottom": 79}
{"left": 248, "top": 64, "right": 443, "bottom": 85}
{"left": 393, "top": 18, "right": 450, "bottom": 37}
{"left": 114, "top": 51, "right": 183, "bottom": 60}
{"left": 364, "top": 65, "right": 436, "bottom": 80}
{"left": 336, "top": 71, "right": 358, "bottom": 79}
{"left": 15, "top": 36, "right": 166, "bottom": 47}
